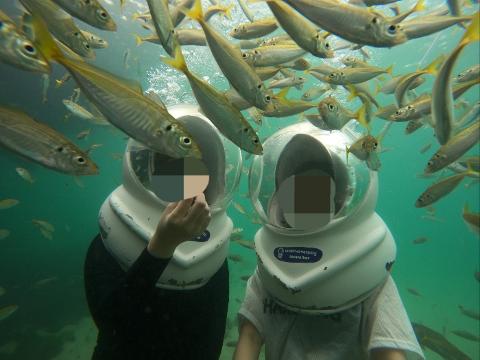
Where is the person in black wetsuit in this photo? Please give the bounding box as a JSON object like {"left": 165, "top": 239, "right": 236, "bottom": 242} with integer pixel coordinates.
{"left": 84, "top": 192, "right": 229, "bottom": 360}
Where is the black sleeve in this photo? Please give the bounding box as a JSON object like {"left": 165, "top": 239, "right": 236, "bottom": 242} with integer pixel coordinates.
{"left": 84, "top": 234, "right": 171, "bottom": 327}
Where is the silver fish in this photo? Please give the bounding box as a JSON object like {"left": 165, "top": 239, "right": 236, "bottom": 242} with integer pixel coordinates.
{"left": 284, "top": 0, "right": 408, "bottom": 47}
{"left": 264, "top": 0, "right": 334, "bottom": 58}
{"left": 80, "top": 30, "right": 108, "bottom": 49}
{"left": 185, "top": 0, "right": 274, "bottom": 111}
{"left": 146, "top": 0, "right": 179, "bottom": 57}
{"left": 163, "top": 48, "right": 263, "bottom": 155}
{"left": 19, "top": 0, "right": 95, "bottom": 59}
{"left": 243, "top": 44, "right": 307, "bottom": 67}
{"left": 318, "top": 97, "right": 360, "bottom": 130}
{"left": 455, "top": 64, "right": 480, "bottom": 83}
{"left": 230, "top": 18, "right": 278, "bottom": 40}
{"left": 51, "top": 0, "right": 116, "bottom": 31}
{"left": 322, "top": 65, "right": 393, "bottom": 85}
{"left": 0, "top": 10, "right": 49, "bottom": 73}
{"left": 268, "top": 75, "right": 306, "bottom": 90}
{"left": 425, "top": 121, "right": 480, "bottom": 174}
{"left": 0, "top": 106, "right": 98, "bottom": 175}
{"left": 302, "top": 85, "right": 330, "bottom": 101}
{"left": 264, "top": 90, "right": 315, "bottom": 117}
{"left": 402, "top": 15, "right": 472, "bottom": 39}
{"left": 432, "top": 19, "right": 478, "bottom": 145}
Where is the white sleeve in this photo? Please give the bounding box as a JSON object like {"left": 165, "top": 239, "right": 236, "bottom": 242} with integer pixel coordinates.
{"left": 237, "top": 268, "right": 266, "bottom": 340}
{"left": 364, "top": 275, "right": 425, "bottom": 360}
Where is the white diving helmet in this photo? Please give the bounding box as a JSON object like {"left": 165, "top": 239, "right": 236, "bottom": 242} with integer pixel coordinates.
{"left": 249, "top": 121, "right": 396, "bottom": 314}
{"left": 98, "top": 104, "right": 242, "bottom": 289}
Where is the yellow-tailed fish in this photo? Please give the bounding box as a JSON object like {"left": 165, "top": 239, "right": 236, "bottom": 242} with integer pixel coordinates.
{"left": 415, "top": 169, "right": 478, "bottom": 208}
{"left": 392, "top": 78, "right": 480, "bottom": 122}
{"left": 243, "top": 44, "right": 307, "bottom": 67}
{"left": 463, "top": 204, "right": 479, "bottom": 235}
{"left": 375, "top": 104, "right": 399, "bottom": 120}
{"left": 268, "top": 74, "right": 306, "bottom": 90}
{"left": 257, "top": 0, "right": 333, "bottom": 58}
{"left": 402, "top": 15, "right": 473, "bottom": 39}
{"left": 32, "top": 219, "right": 55, "bottom": 233}
{"left": 283, "top": 58, "right": 310, "bottom": 71}
{"left": 80, "top": 30, "right": 108, "bottom": 49}
{"left": 323, "top": 64, "right": 393, "bottom": 86}
{"left": 455, "top": 64, "right": 480, "bottom": 83}
{"left": 63, "top": 99, "right": 95, "bottom": 120}
{"left": 0, "top": 199, "right": 19, "bottom": 210}
{"left": 146, "top": 0, "right": 179, "bottom": 57}
{"left": 341, "top": 56, "right": 370, "bottom": 68}
{"left": 283, "top": 0, "right": 408, "bottom": 47}
{"left": 265, "top": 88, "right": 316, "bottom": 117}
{"left": 394, "top": 55, "right": 444, "bottom": 107}
{"left": 0, "top": 305, "right": 18, "bottom": 321}
{"left": 76, "top": 129, "right": 91, "bottom": 140}
{"left": 31, "top": 14, "right": 201, "bottom": 160}
{"left": 16, "top": 167, "right": 34, "bottom": 183}
{"left": 432, "top": 14, "right": 479, "bottom": 145}
{"left": 230, "top": 18, "right": 278, "bottom": 40}
{"left": 183, "top": 0, "right": 274, "bottom": 112}
{"left": 301, "top": 85, "right": 330, "bottom": 101}
{"left": 162, "top": 47, "right": 263, "bottom": 155}
{"left": 318, "top": 97, "right": 364, "bottom": 130}
{"left": 0, "top": 106, "right": 98, "bottom": 175}
{"left": 425, "top": 121, "right": 480, "bottom": 174}
{"left": 51, "top": 0, "right": 116, "bottom": 30}
{"left": 19, "top": 0, "right": 95, "bottom": 59}
{"left": 345, "top": 83, "right": 380, "bottom": 108}
{"left": 233, "top": 202, "right": 247, "bottom": 214}
{"left": 0, "top": 10, "right": 49, "bottom": 73}
{"left": 405, "top": 118, "right": 426, "bottom": 135}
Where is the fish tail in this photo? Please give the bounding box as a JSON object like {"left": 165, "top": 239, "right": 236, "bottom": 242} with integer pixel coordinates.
{"left": 355, "top": 103, "right": 370, "bottom": 130}
{"left": 460, "top": 12, "right": 480, "bottom": 46}
{"left": 423, "top": 54, "right": 445, "bottom": 76}
{"left": 161, "top": 46, "right": 188, "bottom": 74}
{"left": 414, "top": 0, "right": 425, "bottom": 12}
{"left": 182, "top": 0, "right": 204, "bottom": 23}
{"left": 134, "top": 34, "right": 144, "bottom": 47}
{"left": 224, "top": 4, "right": 234, "bottom": 19}
{"left": 346, "top": 85, "right": 358, "bottom": 102}
{"left": 385, "top": 65, "right": 394, "bottom": 75}
{"left": 31, "top": 14, "right": 64, "bottom": 63}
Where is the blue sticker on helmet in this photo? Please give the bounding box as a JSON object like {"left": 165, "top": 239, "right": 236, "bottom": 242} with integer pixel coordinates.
{"left": 194, "top": 229, "right": 210, "bottom": 242}
{"left": 274, "top": 247, "right": 322, "bottom": 263}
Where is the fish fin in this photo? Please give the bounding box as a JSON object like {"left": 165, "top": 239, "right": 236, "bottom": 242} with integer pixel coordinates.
{"left": 224, "top": 4, "right": 235, "bottom": 19}
{"left": 134, "top": 34, "right": 144, "bottom": 46}
{"left": 323, "top": 32, "right": 332, "bottom": 39}
{"left": 30, "top": 14, "right": 63, "bottom": 63}
{"left": 460, "top": 12, "right": 480, "bottom": 46}
{"left": 161, "top": 46, "right": 188, "bottom": 74}
{"left": 181, "top": 0, "right": 205, "bottom": 23}
{"left": 355, "top": 103, "right": 370, "bottom": 130}
{"left": 414, "top": 0, "right": 425, "bottom": 12}
{"left": 276, "top": 87, "right": 290, "bottom": 99}
{"left": 422, "top": 54, "right": 445, "bottom": 75}
{"left": 346, "top": 85, "right": 358, "bottom": 102}
{"left": 385, "top": 65, "right": 394, "bottom": 75}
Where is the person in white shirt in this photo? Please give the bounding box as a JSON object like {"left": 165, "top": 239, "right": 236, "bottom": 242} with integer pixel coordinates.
{"left": 233, "top": 122, "right": 425, "bottom": 360}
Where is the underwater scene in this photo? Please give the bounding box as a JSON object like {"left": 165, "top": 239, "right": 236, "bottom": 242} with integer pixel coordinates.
{"left": 0, "top": 0, "right": 479, "bottom": 359}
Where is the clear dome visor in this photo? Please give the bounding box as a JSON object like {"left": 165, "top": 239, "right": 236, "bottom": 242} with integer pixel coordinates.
{"left": 124, "top": 105, "right": 243, "bottom": 212}
{"left": 248, "top": 121, "right": 372, "bottom": 234}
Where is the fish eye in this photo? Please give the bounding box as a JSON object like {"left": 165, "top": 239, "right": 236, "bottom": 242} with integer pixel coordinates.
{"left": 23, "top": 43, "right": 36, "bottom": 54}
{"left": 407, "top": 105, "right": 413, "bottom": 110}
{"left": 181, "top": 137, "right": 191, "bottom": 145}
{"left": 374, "top": 142, "right": 378, "bottom": 148}
{"left": 85, "top": 43, "right": 90, "bottom": 49}
{"left": 315, "top": 34, "right": 320, "bottom": 39}
{"left": 243, "top": 128, "right": 249, "bottom": 132}
{"left": 325, "top": 42, "right": 330, "bottom": 49}
{"left": 166, "top": 124, "right": 173, "bottom": 131}
{"left": 372, "top": 17, "right": 379, "bottom": 24}
{"left": 75, "top": 156, "right": 86, "bottom": 164}
{"left": 328, "top": 104, "right": 335, "bottom": 111}
{"left": 329, "top": 73, "right": 335, "bottom": 78}
{"left": 257, "top": 83, "right": 262, "bottom": 89}
{"left": 0, "top": 21, "right": 3, "bottom": 30}
{"left": 253, "top": 138, "right": 259, "bottom": 144}
{"left": 395, "top": 110, "right": 401, "bottom": 115}
{"left": 387, "top": 25, "right": 397, "bottom": 35}
{"left": 97, "top": 9, "right": 108, "bottom": 19}
{"left": 254, "top": 50, "right": 259, "bottom": 55}
{"left": 242, "top": 53, "right": 247, "bottom": 58}
{"left": 74, "top": 32, "right": 80, "bottom": 37}
{"left": 56, "top": 146, "right": 64, "bottom": 152}
{"left": 85, "top": 0, "right": 91, "bottom": 4}
{"left": 434, "top": 154, "right": 440, "bottom": 158}
{"left": 265, "top": 95, "right": 271, "bottom": 102}
{"left": 427, "top": 161, "right": 432, "bottom": 166}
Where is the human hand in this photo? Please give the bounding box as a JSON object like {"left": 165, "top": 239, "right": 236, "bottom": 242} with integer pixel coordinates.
{"left": 148, "top": 193, "right": 211, "bottom": 259}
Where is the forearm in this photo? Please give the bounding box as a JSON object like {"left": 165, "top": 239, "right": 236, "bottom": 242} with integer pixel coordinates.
{"left": 370, "top": 348, "right": 407, "bottom": 360}
{"left": 234, "top": 320, "right": 263, "bottom": 360}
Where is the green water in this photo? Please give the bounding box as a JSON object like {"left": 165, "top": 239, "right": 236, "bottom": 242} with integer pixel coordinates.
{"left": 0, "top": 0, "right": 479, "bottom": 359}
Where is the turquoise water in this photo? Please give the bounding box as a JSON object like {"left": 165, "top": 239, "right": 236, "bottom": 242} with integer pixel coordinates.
{"left": 0, "top": 0, "right": 479, "bottom": 359}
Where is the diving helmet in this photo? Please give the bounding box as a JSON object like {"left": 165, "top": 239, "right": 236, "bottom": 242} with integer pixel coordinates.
{"left": 248, "top": 121, "right": 396, "bottom": 314}
{"left": 98, "top": 104, "right": 242, "bottom": 289}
